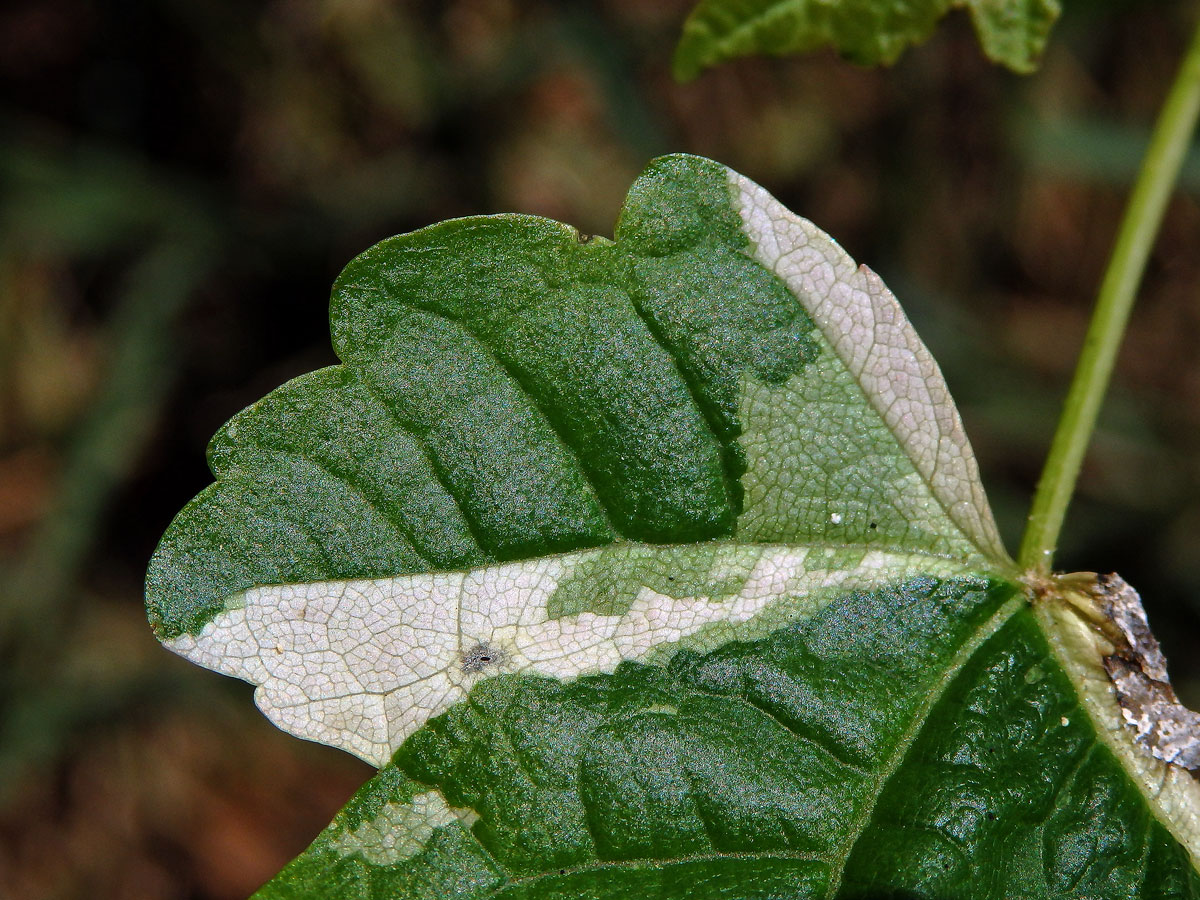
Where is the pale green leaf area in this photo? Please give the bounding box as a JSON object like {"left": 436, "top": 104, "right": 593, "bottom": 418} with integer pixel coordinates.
{"left": 147, "top": 155, "right": 1200, "bottom": 897}
{"left": 673, "top": 0, "right": 1060, "bottom": 80}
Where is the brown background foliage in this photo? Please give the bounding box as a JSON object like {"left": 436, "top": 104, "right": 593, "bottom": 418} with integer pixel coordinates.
{"left": 1, "top": 1, "right": 1199, "bottom": 896}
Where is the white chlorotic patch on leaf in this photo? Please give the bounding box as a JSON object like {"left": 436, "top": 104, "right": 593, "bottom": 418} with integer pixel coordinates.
{"left": 328, "top": 791, "right": 477, "bottom": 866}
{"left": 737, "top": 350, "right": 982, "bottom": 561}
{"left": 1035, "top": 579, "right": 1200, "bottom": 867}
{"left": 166, "top": 544, "right": 972, "bottom": 766}
{"left": 729, "top": 170, "right": 1009, "bottom": 566}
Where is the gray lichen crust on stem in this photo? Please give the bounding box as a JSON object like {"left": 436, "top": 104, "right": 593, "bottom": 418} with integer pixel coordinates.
{"left": 1031, "top": 568, "right": 1200, "bottom": 863}
{"left": 1033, "top": 571, "right": 1200, "bottom": 772}
{"left": 1091, "top": 573, "right": 1200, "bottom": 772}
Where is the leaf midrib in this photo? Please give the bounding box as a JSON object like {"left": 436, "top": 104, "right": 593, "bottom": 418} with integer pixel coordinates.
{"left": 484, "top": 849, "right": 825, "bottom": 898}
{"left": 820, "top": 588, "right": 1024, "bottom": 898}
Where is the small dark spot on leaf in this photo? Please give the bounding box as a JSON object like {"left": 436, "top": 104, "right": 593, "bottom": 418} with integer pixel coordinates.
{"left": 869, "top": 522, "right": 878, "bottom": 530}
{"left": 462, "top": 642, "right": 504, "bottom": 674}
{"left": 576, "top": 231, "right": 593, "bottom": 244}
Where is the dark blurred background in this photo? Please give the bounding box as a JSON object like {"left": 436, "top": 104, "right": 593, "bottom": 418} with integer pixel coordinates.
{"left": 1, "top": 1, "right": 1199, "bottom": 897}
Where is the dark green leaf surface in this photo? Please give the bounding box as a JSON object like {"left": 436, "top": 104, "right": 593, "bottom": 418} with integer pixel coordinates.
{"left": 839, "top": 607, "right": 1200, "bottom": 898}
{"left": 673, "top": 0, "right": 1061, "bottom": 80}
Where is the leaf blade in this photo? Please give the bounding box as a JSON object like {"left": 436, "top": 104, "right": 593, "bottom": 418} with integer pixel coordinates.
{"left": 144, "top": 154, "right": 1200, "bottom": 898}
{"left": 672, "top": 0, "right": 1061, "bottom": 80}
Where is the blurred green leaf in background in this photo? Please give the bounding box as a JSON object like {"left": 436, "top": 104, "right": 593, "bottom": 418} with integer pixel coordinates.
{"left": 674, "top": 0, "right": 1061, "bottom": 79}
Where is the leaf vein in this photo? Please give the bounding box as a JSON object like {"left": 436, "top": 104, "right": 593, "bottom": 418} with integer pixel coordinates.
{"left": 623, "top": 288, "right": 743, "bottom": 510}
{"left": 263, "top": 449, "right": 427, "bottom": 565}
{"left": 349, "top": 368, "right": 493, "bottom": 556}
{"left": 822, "top": 591, "right": 1026, "bottom": 899}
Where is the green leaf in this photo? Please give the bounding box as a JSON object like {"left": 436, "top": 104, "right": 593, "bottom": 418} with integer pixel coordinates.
{"left": 147, "top": 155, "right": 1200, "bottom": 897}
{"left": 672, "top": 0, "right": 1061, "bottom": 80}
